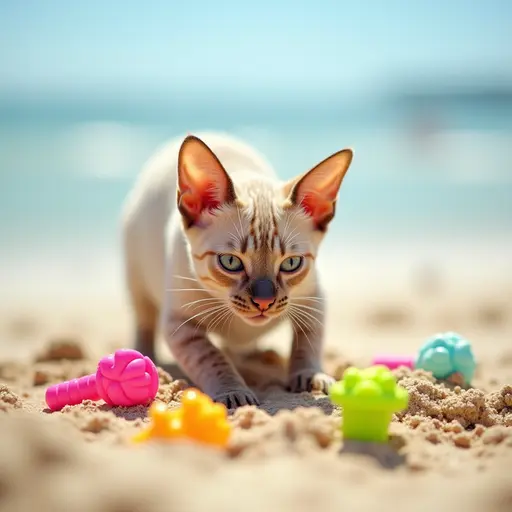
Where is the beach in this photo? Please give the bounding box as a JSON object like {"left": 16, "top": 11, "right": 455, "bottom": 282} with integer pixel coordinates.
{"left": 1, "top": 81, "right": 512, "bottom": 512}
{"left": 1, "top": 247, "right": 511, "bottom": 512}
{"left": 2, "top": 1, "right": 512, "bottom": 509}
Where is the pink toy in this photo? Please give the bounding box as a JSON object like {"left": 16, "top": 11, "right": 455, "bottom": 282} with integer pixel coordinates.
{"left": 45, "top": 349, "right": 159, "bottom": 411}
{"left": 371, "top": 354, "right": 415, "bottom": 370}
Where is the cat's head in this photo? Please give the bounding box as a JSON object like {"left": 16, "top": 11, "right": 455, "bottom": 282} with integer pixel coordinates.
{"left": 176, "top": 135, "right": 353, "bottom": 327}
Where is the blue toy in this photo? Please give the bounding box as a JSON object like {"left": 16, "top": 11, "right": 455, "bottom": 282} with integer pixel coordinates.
{"left": 415, "top": 331, "right": 476, "bottom": 386}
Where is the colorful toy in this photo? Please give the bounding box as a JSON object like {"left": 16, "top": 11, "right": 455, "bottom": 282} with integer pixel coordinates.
{"left": 416, "top": 331, "right": 476, "bottom": 385}
{"left": 329, "top": 366, "right": 409, "bottom": 443}
{"left": 45, "top": 349, "right": 159, "bottom": 411}
{"left": 372, "top": 354, "right": 415, "bottom": 370}
{"left": 372, "top": 331, "right": 476, "bottom": 386}
{"left": 132, "top": 388, "right": 231, "bottom": 448}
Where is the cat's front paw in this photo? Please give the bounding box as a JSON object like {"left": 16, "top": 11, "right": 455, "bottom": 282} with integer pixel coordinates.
{"left": 213, "top": 387, "right": 260, "bottom": 409}
{"left": 287, "top": 370, "right": 335, "bottom": 395}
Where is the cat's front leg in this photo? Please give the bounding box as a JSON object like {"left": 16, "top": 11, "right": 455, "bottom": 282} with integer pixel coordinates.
{"left": 165, "top": 313, "right": 260, "bottom": 408}
{"left": 286, "top": 318, "right": 335, "bottom": 395}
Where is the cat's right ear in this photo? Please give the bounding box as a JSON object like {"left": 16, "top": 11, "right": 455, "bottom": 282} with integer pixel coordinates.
{"left": 177, "top": 135, "right": 236, "bottom": 227}
{"left": 284, "top": 148, "right": 353, "bottom": 232}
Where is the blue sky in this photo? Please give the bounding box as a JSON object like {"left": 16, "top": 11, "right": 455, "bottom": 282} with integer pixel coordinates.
{"left": 0, "top": 0, "right": 510, "bottom": 98}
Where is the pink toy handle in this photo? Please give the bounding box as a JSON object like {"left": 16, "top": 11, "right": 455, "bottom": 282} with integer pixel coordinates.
{"left": 45, "top": 349, "right": 159, "bottom": 411}
{"left": 45, "top": 374, "right": 101, "bottom": 411}
{"left": 372, "top": 354, "right": 415, "bottom": 370}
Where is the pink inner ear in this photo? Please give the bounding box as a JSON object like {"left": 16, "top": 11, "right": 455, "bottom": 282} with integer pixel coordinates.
{"left": 300, "top": 192, "right": 332, "bottom": 224}
{"left": 181, "top": 178, "right": 223, "bottom": 220}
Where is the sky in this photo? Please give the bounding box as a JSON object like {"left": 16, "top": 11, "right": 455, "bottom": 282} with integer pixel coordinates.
{"left": 0, "top": 0, "right": 511, "bottom": 99}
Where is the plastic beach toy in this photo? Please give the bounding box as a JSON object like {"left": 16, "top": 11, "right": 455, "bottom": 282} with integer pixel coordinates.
{"left": 329, "top": 366, "right": 409, "bottom": 443}
{"left": 371, "top": 331, "right": 476, "bottom": 386}
{"left": 45, "top": 349, "right": 159, "bottom": 411}
{"left": 415, "top": 331, "right": 476, "bottom": 385}
{"left": 372, "top": 354, "right": 415, "bottom": 371}
{"left": 132, "top": 388, "right": 231, "bottom": 448}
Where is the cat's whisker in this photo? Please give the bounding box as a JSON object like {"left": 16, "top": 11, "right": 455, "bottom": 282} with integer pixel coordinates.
{"left": 285, "top": 214, "right": 300, "bottom": 232}
{"left": 170, "top": 304, "right": 228, "bottom": 337}
{"left": 290, "top": 302, "right": 324, "bottom": 316}
{"left": 283, "top": 226, "right": 299, "bottom": 245}
{"left": 289, "top": 305, "right": 323, "bottom": 329}
{"left": 194, "top": 305, "right": 233, "bottom": 337}
{"left": 289, "top": 306, "right": 319, "bottom": 338}
{"left": 284, "top": 311, "right": 299, "bottom": 352}
{"left": 284, "top": 234, "right": 306, "bottom": 250}
{"left": 285, "top": 230, "right": 305, "bottom": 246}
{"left": 229, "top": 210, "right": 244, "bottom": 243}
{"left": 208, "top": 307, "right": 233, "bottom": 333}
{"left": 193, "top": 307, "right": 228, "bottom": 336}
{"left": 213, "top": 310, "right": 232, "bottom": 334}
{"left": 228, "top": 235, "right": 239, "bottom": 246}
{"left": 292, "top": 314, "right": 319, "bottom": 356}
{"left": 228, "top": 231, "right": 241, "bottom": 246}
{"left": 281, "top": 211, "right": 292, "bottom": 237}
{"left": 172, "top": 275, "right": 200, "bottom": 282}
{"left": 226, "top": 310, "right": 235, "bottom": 337}
{"left": 229, "top": 229, "right": 242, "bottom": 245}
{"left": 166, "top": 288, "right": 211, "bottom": 293}
{"left": 202, "top": 307, "right": 226, "bottom": 333}
{"left": 287, "top": 309, "right": 316, "bottom": 354}
{"left": 283, "top": 209, "right": 301, "bottom": 239}
{"left": 187, "top": 303, "right": 222, "bottom": 315}
{"left": 287, "top": 308, "right": 304, "bottom": 330}
{"left": 236, "top": 207, "right": 246, "bottom": 243}
{"left": 181, "top": 297, "right": 225, "bottom": 311}
{"left": 293, "top": 296, "right": 325, "bottom": 303}
{"left": 283, "top": 209, "right": 304, "bottom": 243}
{"left": 214, "top": 309, "right": 232, "bottom": 333}
{"left": 289, "top": 307, "right": 314, "bottom": 333}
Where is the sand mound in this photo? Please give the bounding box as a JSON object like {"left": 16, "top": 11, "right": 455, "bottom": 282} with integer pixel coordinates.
{"left": 1, "top": 338, "right": 511, "bottom": 512}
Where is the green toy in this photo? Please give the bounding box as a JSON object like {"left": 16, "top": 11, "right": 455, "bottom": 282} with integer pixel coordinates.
{"left": 329, "top": 365, "right": 409, "bottom": 443}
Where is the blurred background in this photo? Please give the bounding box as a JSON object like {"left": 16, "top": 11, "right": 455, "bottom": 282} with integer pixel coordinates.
{"left": 0, "top": 1, "right": 511, "bottom": 352}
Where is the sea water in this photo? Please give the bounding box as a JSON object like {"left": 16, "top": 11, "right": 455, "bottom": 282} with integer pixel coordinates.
{"left": 1, "top": 93, "right": 511, "bottom": 302}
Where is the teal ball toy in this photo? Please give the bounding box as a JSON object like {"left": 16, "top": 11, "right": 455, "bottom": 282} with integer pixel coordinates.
{"left": 415, "top": 332, "right": 475, "bottom": 385}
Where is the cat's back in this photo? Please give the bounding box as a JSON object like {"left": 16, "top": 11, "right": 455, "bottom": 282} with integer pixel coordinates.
{"left": 121, "top": 132, "right": 275, "bottom": 308}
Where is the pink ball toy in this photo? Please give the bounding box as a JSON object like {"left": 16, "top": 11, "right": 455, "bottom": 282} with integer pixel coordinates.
{"left": 45, "top": 349, "right": 159, "bottom": 411}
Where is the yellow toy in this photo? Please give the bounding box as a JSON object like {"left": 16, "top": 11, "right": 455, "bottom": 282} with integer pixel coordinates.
{"left": 132, "top": 388, "right": 231, "bottom": 448}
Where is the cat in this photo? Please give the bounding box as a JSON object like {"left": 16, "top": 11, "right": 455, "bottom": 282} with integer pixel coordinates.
{"left": 121, "top": 132, "right": 353, "bottom": 408}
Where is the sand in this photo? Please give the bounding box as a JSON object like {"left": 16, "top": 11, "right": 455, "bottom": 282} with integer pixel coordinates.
{"left": 1, "top": 261, "right": 512, "bottom": 512}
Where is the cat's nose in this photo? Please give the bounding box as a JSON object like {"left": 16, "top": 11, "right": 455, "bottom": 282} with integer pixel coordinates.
{"left": 250, "top": 278, "right": 276, "bottom": 311}
{"left": 251, "top": 296, "right": 275, "bottom": 311}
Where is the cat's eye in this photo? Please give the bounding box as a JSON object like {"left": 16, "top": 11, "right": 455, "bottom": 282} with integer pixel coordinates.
{"left": 280, "top": 256, "right": 303, "bottom": 273}
{"left": 218, "top": 254, "right": 244, "bottom": 272}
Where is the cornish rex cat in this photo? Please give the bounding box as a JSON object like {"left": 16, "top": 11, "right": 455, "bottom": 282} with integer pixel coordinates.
{"left": 121, "top": 132, "right": 353, "bottom": 408}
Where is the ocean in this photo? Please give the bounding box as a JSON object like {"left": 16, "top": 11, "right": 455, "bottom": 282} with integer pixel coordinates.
{"left": 1, "top": 93, "right": 511, "bottom": 302}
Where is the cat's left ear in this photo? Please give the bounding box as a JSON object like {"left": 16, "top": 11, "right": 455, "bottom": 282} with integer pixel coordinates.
{"left": 284, "top": 148, "right": 353, "bottom": 231}
{"left": 177, "top": 135, "right": 237, "bottom": 227}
